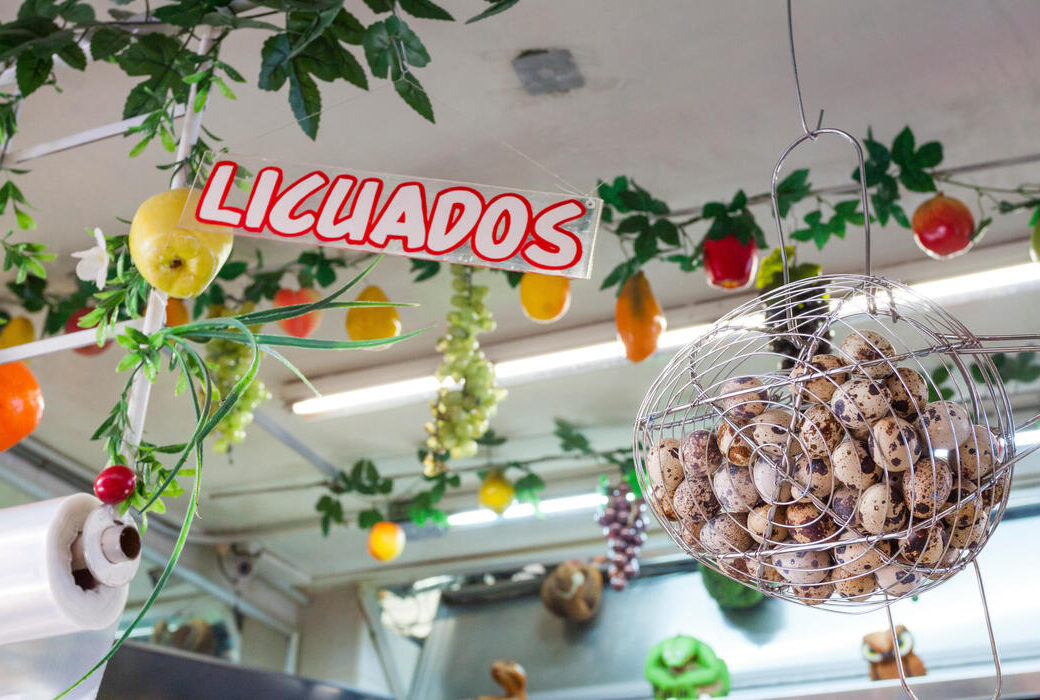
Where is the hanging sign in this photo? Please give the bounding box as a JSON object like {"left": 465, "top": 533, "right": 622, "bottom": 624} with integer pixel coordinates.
{"left": 182, "top": 154, "right": 602, "bottom": 279}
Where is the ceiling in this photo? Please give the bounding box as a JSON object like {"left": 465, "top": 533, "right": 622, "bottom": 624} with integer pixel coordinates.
{"left": 3, "top": 0, "right": 1040, "bottom": 598}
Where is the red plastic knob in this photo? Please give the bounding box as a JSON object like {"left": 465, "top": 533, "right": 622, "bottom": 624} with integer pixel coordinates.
{"left": 94, "top": 465, "right": 136, "bottom": 504}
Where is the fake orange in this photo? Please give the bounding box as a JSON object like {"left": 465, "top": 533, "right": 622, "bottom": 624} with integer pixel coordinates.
{"left": 165, "top": 298, "right": 190, "bottom": 327}
{"left": 519, "top": 273, "right": 571, "bottom": 323}
{"left": 0, "top": 361, "right": 44, "bottom": 452}
{"left": 615, "top": 271, "right": 665, "bottom": 363}
{"left": 367, "top": 521, "right": 405, "bottom": 562}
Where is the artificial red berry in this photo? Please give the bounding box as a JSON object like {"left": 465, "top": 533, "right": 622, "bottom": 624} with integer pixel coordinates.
{"left": 94, "top": 465, "right": 136, "bottom": 504}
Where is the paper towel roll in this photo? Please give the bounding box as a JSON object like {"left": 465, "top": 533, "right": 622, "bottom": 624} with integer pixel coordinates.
{"left": 0, "top": 494, "right": 130, "bottom": 646}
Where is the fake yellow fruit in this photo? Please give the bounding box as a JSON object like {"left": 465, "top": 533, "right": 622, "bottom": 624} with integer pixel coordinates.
{"left": 129, "top": 188, "right": 234, "bottom": 299}
{"left": 519, "top": 273, "right": 571, "bottom": 323}
{"left": 346, "top": 285, "right": 401, "bottom": 344}
{"left": 478, "top": 470, "right": 515, "bottom": 514}
{"left": 0, "top": 316, "right": 34, "bottom": 349}
{"left": 367, "top": 521, "right": 405, "bottom": 562}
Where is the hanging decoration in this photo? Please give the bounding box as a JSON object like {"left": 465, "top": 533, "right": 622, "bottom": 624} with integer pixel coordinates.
{"left": 644, "top": 635, "right": 730, "bottom": 699}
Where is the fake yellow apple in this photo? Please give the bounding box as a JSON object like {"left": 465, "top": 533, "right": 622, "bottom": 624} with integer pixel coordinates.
{"left": 129, "top": 188, "right": 234, "bottom": 298}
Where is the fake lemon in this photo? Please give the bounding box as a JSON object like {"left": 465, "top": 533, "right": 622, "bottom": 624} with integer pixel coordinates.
{"left": 0, "top": 316, "right": 34, "bottom": 349}
{"left": 478, "top": 470, "right": 515, "bottom": 514}
{"left": 519, "top": 272, "right": 570, "bottom": 323}
{"left": 346, "top": 285, "right": 401, "bottom": 344}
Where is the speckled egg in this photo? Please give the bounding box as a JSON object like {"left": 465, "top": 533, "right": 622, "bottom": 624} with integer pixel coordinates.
{"left": 953, "top": 424, "right": 997, "bottom": 480}
{"left": 917, "top": 400, "right": 972, "bottom": 451}
{"left": 832, "top": 565, "right": 878, "bottom": 601}
{"left": 751, "top": 454, "right": 794, "bottom": 504}
{"left": 680, "top": 520, "right": 703, "bottom": 548}
{"left": 942, "top": 484, "right": 979, "bottom": 529}
{"left": 858, "top": 483, "right": 909, "bottom": 535}
{"left": 923, "top": 548, "right": 962, "bottom": 580}
{"left": 786, "top": 501, "right": 838, "bottom": 544}
{"left": 711, "top": 462, "right": 761, "bottom": 512}
{"left": 790, "top": 578, "right": 835, "bottom": 605}
{"left": 672, "top": 476, "right": 721, "bottom": 525}
{"left": 649, "top": 484, "right": 677, "bottom": 521}
{"left": 831, "top": 532, "right": 886, "bottom": 574}
{"left": 789, "top": 353, "right": 848, "bottom": 403}
{"left": 883, "top": 367, "right": 929, "bottom": 419}
{"left": 898, "top": 524, "right": 950, "bottom": 566}
{"left": 716, "top": 420, "right": 754, "bottom": 467}
{"left": 647, "top": 438, "right": 684, "bottom": 495}
{"left": 832, "top": 439, "right": 883, "bottom": 490}
{"left": 875, "top": 565, "right": 921, "bottom": 597}
{"left": 747, "top": 504, "right": 788, "bottom": 543}
{"left": 903, "top": 458, "right": 954, "bottom": 518}
{"left": 791, "top": 454, "right": 834, "bottom": 500}
{"left": 949, "top": 505, "right": 989, "bottom": 549}
{"left": 771, "top": 548, "right": 832, "bottom": 584}
{"left": 699, "top": 513, "right": 753, "bottom": 554}
{"left": 679, "top": 430, "right": 724, "bottom": 479}
{"left": 870, "top": 416, "right": 922, "bottom": 473}
{"left": 716, "top": 376, "right": 769, "bottom": 421}
{"left": 831, "top": 377, "right": 890, "bottom": 431}
{"left": 828, "top": 486, "right": 862, "bottom": 530}
{"left": 799, "top": 404, "right": 844, "bottom": 458}
{"left": 750, "top": 409, "right": 798, "bottom": 457}
{"left": 839, "top": 330, "right": 897, "bottom": 379}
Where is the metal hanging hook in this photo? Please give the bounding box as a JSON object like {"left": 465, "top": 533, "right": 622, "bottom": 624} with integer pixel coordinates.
{"left": 786, "top": 0, "right": 824, "bottom": 140}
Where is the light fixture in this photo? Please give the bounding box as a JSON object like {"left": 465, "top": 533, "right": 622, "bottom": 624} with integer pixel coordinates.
{"left": 446, "top": 491, "right": 607, "bottom": 528}
{"left": 291, "top": 263, "right": 1040, "bottom": 418}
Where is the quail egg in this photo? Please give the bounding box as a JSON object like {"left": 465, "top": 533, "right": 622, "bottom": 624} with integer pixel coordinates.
{"left": 716, "top": 376, "right": 769, "bottom": 421}
{"left": 700, "top": 513, "right": 753, "bottom": 554}
{"left": 649, "top": 484, "right": 677, "bottom": 521}
{"left": 831, "top": 377, "right": 890, "bottom": 431}
{"left": 949, "top": 505, "right": 989, "bottom": 549}
{"left": 716, "top": 420, "right": 754, "bottom": 467}
{"left": 942, "top": 483, "right": 979, "bottom": 530}
{"left": 750, "top": 408, "right": 798, "bottom": 457}
{"left": 875, "top": 565, "right": 921, "bottom": 597}
{"left": 672, "top": 476, "right": 721, "bottom": 525}
{"left": 680, "top": 520, "right": 703, "bottom": 548}
{"left": 786, "top": 501, "right": 839, "bottom": 544}
{"left": 832, "top": 532, "right": 886, "bottom": 575}
{"left": 917, "top": 400, "right": 972, "bottom": 451}
{"left": 883, "top": 367, "right": 929, "bottom": 419}
{"left": 790, "top": 577, "right": 836, "bottom": 605}
{"left": 828, "top": 486, "right": 862, "bottom": 529}
{"left": 832, "top": 565, "right": 878, "bottom": 601}
{"left": 789, "top": 353, "right": 848, "bottom": 403}
{"left": 898, "top": 524, "right": 950, "bottom": 566}
{"left": 799, "top": 403, "right": 844, "bottom": 458}
{"left": 791, "top": 453, "right": 835, "bottom": 500}
{"left": 952, "top": 424, "right": 997, "bottom": 480}
{"left": 858, "top": 483, "right": 909, "bottom": 535}
{"left": 832, "top": 439, "right": 883, "bottom": 490}
{"left": 751, "top": 454, "right": 794, "bottom": 504}
{"left": 747, "top": 503, "right": 789, "bottom": 543}
{"left": 679, "top": 429, "right": 724, "bottom": 479}
{"left": 647, "top": 438, "right": 684, "bottom": 495}
{"left": 711, "top": 462, "right": 761, "bottom": 511}
{"left": 902, "top": 458, "right": 953, "bottom": 518}
{"left": 839, "top": 330, "right": 897, "bottom": 379}
{"left": 771, "top": 548, "right": 832, "bottom": 584}
{"left": 870, "top": 416, "right": 923, "bottom": 473}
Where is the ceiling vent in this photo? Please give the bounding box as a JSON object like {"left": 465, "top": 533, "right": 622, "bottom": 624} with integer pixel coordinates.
{"left": 512, "top": 49, "right": 584, "bottom": 95}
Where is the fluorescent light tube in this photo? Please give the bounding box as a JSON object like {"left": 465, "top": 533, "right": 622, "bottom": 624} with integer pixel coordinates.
{"left": 292, "top": 263, "right": 1040, "bottom": 418}
{"left": 447, "top": 491, "right": 608, "bottom": 528}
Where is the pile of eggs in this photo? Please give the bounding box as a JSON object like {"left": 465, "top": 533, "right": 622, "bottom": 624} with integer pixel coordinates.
{"left": 644, "top": 329, "right": 1012, "bottom": 608}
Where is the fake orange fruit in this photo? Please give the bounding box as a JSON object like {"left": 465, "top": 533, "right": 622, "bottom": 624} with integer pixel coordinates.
{"left": 519, "top": 273, "right": 571, "bottom": 323}
{"left": 367, "top": 521, "right": 405, "bottom": 562}
{"left": 0, "top": 316, "right": 34, "bottom": 349}
{"left": 0, "top": 361, "right": 44, "bottom": 452}
{"left": 615, "top": 271, "right": 665, "bottom": 363}
{"left": 274, "top": 287, "right": 323, "bottom": 338}
{"left": 165, "top": 298, "right": 190, "bottom": 327}
{"left": 478, "top": 470, "right": 515, "bottom": 514}
{"left": 346, "top": 285, "right": 401, "bottom": 344}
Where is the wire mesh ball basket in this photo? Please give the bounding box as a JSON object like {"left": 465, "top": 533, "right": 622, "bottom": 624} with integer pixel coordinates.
{"left": 634, "top": 273, "right": 1016, "bottom": 612}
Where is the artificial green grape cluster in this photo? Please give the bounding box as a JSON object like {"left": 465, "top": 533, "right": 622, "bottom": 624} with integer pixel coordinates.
{"left": 206, "top": 337, "right": 272, "bottom": 455}
{"left": 425, "top": 265, "right": 506, "bottom": 462}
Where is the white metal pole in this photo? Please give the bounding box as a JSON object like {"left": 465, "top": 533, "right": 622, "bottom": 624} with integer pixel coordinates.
{"left": 122, "top": 27, "right": 215, "bottom": 456}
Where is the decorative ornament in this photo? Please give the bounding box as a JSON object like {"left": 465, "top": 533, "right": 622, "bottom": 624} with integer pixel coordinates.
{"left": 0, "top": 361, "right": 44, "bottom": 452}
{"left": 596, "top": 481, "right": 647, "bottom": 590}
{"left": 70, "top": 228, "right": 110, "bottom": 291}
{"left": 862, "top": 625, "right": 926, "bottom": 681}
{"left": 540, "top": 560, "right": 603, "bottom": 622}
{"left": 473, "top": 660, "right": 527, "bottom": 700}
{"left": 644, "top": 635, "right": 730, "bottom": 699}
{"left": 700, "top": 566, "right": 763, "bottom": 610}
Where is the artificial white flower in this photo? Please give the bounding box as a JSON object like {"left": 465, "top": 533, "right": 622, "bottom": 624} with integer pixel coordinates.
{"left": 71, "top": 227, "right": 109, "bottom": 290}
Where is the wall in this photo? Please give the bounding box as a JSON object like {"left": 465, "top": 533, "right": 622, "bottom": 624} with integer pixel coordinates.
{"left": 239, "top": 616, "right": 291, "bottom": 673}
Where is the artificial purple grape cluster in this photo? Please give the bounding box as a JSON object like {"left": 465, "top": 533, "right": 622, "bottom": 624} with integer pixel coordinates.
{"left": 597, "top": 482, "right": 648, "bottom": 591}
